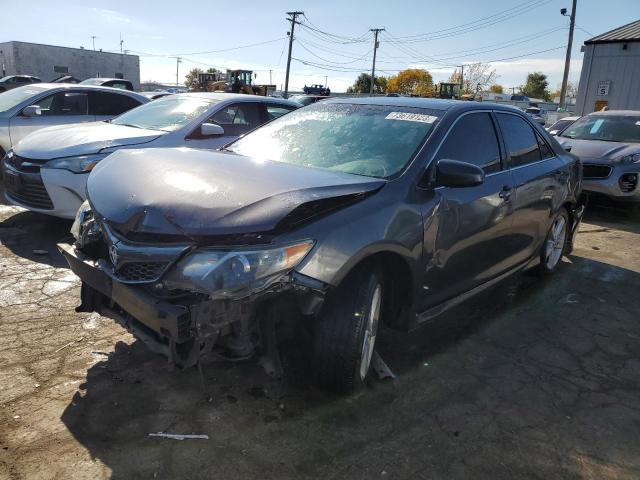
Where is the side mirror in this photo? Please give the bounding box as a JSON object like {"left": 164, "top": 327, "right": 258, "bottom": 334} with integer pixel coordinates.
{"left": 562, "top": 144, "right": 572, "bottom": 152}
{"left": 22, "top": 105, "right": 41, "bottom": 117}
{"left": 201, "top": 123, "right": 224, "bottom": 137}
{"left": 436, "top": 159, "right": 485, "bottom": 188}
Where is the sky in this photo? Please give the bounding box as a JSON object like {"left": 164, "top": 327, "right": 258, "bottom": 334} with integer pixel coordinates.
{"left": 1, "top": 0, "right": 638, "bottom": 92}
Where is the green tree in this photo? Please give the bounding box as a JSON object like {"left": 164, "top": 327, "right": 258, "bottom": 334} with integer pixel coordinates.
{"left": 489, "top": 84, "right": 504, "bottom": 94}
{"left": 387, "top": 68, "right": 434, "bottom": 97}
{"left": 521, "top": 72, "right": 550, "bottom": 100}
{"left": 346, "top": 73, "right": 387, "bottom": 94}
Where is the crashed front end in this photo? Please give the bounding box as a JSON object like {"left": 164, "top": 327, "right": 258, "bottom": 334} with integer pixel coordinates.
{"left": 59, "top": 201, "right": 326, "bottom": 373}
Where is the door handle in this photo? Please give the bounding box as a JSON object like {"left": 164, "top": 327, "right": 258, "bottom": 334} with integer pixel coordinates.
{"left": 499, "top": 186, "right": 513, "bottom": 201}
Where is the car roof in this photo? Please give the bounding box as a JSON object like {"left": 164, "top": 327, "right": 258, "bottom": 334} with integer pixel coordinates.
{"left": 587, "top": 110, "right": 640, "bottom": 116}
{"left": 13, "top": 83, "right": 147, "bottom": 99}
{"left": 321, "top": 96, "right": 528, "bottom": 115}
{"left": 171, "top": 92, "right": 299, "bottom": 106}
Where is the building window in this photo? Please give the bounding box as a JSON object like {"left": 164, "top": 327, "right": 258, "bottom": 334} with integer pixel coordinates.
{"left": 114, "top": 72, "right": 124, "bottom": 79}
{"left": 54, "top": 66, "right": 69, "bottom": 73}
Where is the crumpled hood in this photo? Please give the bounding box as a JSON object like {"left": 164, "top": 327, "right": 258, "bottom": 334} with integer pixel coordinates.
{"left": 88, "top": 147, "right": 385, "bottom": 237}
{"left": 14, "top": 122, "right": 163, "bottom": 160}
{"left": 557, "top": 138, "right": 640, "bottom": 164}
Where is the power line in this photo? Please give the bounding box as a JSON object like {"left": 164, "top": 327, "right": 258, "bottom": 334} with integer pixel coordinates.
{"left": 389, "top": 0, "right": 552, "bottom": 42}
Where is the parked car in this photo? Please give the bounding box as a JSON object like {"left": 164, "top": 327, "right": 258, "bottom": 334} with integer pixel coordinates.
{"left": 546, "top": 116, "right": 580, "bottom": 136}
{"left": 139, "top": 91, "right": 173, "bottom": 100}
{"left": 79, "top": 78, "right": 134, "bottom": 91}
{"left": 0, "top": 75, "right": 42, "bottom": 92}
{"left": 557, "top": 110, "right": 640, "bottom": 203}
{"left": 0, "top": 83, "right": 148, "bottom": 159}
{"left": 289, "top": 94, "right": 330, "bottom": 106}
{"left": 303, "top": 84, "right": 330, "bottom": 96}
{"left": 525, "top": 107, "right": 546, "bottom": 126}
{"left": 3, "top": 93, "right": 299, "bottom": 218}
{"left": 59, "top": 98, "right": 583, "bottom": 394}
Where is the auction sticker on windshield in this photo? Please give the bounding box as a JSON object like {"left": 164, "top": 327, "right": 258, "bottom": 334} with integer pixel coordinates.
{"left": 385, "top": 112, "right": 438, "bottom": 123}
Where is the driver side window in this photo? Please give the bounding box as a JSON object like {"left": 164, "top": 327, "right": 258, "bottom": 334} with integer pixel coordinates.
{"left": 435, "top": 112, "right": 502, "bottom": 174}
{"left": 31, "top": 91, "right": 88, "bottom": 116}
{"left": 209, "top": 103, "right": 261, "bottom": 136}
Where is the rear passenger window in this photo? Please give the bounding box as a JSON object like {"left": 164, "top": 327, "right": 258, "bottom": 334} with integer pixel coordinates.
{"left": 496, "top": 113, "right": 542, "bottom": 167}
{"left": 435, "top": 112, "right": 501, "bottom": 173}
{"left": 90, "top": 92, "right": 142, "bottom": 116}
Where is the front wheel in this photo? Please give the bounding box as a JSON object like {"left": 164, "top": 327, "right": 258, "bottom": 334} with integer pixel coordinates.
{"left": 312, "top": 267, "right": 383, "bottom": 394}
{"left": 540, "top": 208, "right": 569, "bottom": 274}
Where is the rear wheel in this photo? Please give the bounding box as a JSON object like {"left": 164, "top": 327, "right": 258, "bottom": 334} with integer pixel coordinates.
{"left": 312, "top": 266, "right": 383, "bottom": 394}
{"left": 540, "top": 208, "right": 569, "bottom": 274}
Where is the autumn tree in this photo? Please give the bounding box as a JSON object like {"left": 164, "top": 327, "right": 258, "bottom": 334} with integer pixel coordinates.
{"left": 489, "top": 84, "right": 504, "bottom": 93}
{"left": 184, "top": 67, "right": 220, "bottom": 91}
{"left": 521, "top": 72, "right": 550, "bottom": 100}
{"left": 346, "top": 73, "right": 387, "bottom": 94}
{"left": 448, "top": 62, "right": 497, "bottom": 94}
{"left": 387, "top": 68, "right": 434, "bottom": 97}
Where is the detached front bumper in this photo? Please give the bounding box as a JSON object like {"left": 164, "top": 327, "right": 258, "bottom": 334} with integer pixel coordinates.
{"left": 58, "top": 243, "right": 191, "bottom": 344}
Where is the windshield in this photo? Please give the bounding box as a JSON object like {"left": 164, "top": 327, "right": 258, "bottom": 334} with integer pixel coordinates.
{"left": 549, "top": 118, "right": 574, "bottom": 131}
{"left": 0, "top": 85, "right": 48, "bottom": 113}
{"left": 561, "top": 115, "right": 640, "bottom": 143}
{"left": 227, "top": 103, "right": 439, "bottom": 178}
{"left": 111, "top": 96, "right": 216, "bottom": 132}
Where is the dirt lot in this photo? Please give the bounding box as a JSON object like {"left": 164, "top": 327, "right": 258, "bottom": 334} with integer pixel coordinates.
{"left": 0, "top": 198, "right": 639, "bottom": 480}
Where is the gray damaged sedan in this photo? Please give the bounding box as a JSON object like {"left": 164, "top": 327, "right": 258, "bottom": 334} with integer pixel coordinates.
{"left": 59, "top": 98, "right": 584, "bottom": 393}
{"left": 558, "top": 110, "right": 640, "bottom": 203}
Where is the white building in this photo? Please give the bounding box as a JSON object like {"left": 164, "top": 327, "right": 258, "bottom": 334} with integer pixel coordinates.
{"left": 575, "top": 20, "right": 640, "bottom": 115}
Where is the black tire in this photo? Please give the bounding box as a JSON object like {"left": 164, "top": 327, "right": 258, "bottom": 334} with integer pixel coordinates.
{"left": 312, "top": 266, "right": 383, "bottom": 394}
{"left": 540, "top": 208, "right": 569, "bottom": 275}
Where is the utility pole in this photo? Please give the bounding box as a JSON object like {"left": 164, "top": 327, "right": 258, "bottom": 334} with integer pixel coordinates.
{"left": 369, "top": 28, "right": 384, "bottom": 95}
{"left": 269, "top": 69, "right": 273, "bottom": 84}
{"left": 559, "top": 0, "right": 577, "bottom": 110}
{"left": 91, "top": 36, "right": 96, "bottom": 51}
{"left": 120, "top": 33, "right": 124, "bottom": 54}
{"left": 174, "top": 57, "right": 182, "bottom": 86}
{"left": 325, "top": 75, "right": 328, "bottom": 87}
{"left": 459, "top": 64, "right": 465, "bottom": 97}
{"left": 284, "top": 11, "right": 303, "bottom": 98}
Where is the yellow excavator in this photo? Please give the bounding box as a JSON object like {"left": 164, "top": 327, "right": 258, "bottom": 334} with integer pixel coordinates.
{"left": 197, "top": 70, "right": 275, "bottom": 96}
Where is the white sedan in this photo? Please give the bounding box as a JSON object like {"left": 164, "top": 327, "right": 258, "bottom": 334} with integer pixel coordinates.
{"left": 2, "top": 93, "right": 299, "bottom": 218}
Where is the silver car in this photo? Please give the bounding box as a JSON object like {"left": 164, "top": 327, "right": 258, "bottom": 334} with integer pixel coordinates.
{"left": 0, "top": 84, "right": 148, "bottom": 158}
{"left": 558, "top": 110, "right": 640, "bottom": 202}
{"left": 3, "top": 93, "right": 299, "bottom": 218}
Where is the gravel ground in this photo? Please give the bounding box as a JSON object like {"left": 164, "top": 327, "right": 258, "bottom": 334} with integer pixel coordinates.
{"left": 0, "top": 199, "right": 639, "bottom": 480}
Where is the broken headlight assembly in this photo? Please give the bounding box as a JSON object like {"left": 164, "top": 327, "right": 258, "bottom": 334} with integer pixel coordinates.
{"left": 162, "top": 240, "right": 315, "bottom": 298}
{"left": 70, "top": 200, "right": 100, "bottom": 247}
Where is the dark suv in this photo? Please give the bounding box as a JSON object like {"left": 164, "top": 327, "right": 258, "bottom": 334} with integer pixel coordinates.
{"left": 60, "top": 98, "right": 584, "bottom": 394}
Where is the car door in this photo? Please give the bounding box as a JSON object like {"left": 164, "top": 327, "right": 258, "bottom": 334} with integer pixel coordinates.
{"left": 90, "top": 91, "right": 144, "bottom": 122}
{"left": 8, "top": 89, "right": 93, "bottom": 145}
{"left": 185, "top": 102, "right": 262, "bottom": 150}
{"left": 494, "top": 112, "right": 566, "bottom": 264}
{"left": 419, "top": 111, "right": 519, "bottom": 310}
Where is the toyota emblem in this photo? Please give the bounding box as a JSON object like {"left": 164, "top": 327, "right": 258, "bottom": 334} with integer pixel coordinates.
{"left": 109, "top": 244, "right": 119, "bottom": 267}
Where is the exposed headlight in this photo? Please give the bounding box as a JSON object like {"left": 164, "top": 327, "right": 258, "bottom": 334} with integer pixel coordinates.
{"left": 615, "top": 153, "right": 640, "bottom": 165}
{"left": 163, "top": 240, "right": 315, "bottom": 297}
{"left": 70, "top": 200, "right": 92, "bottom": 241}
{"left": 44, "top": 154, "right": 108, "bottom": 173}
